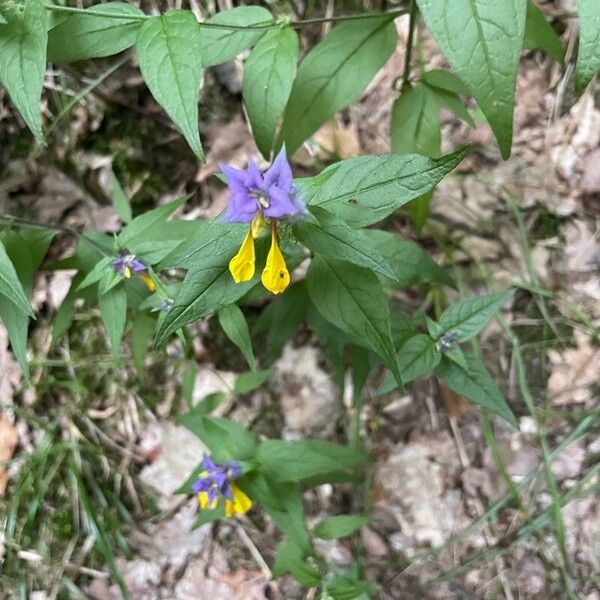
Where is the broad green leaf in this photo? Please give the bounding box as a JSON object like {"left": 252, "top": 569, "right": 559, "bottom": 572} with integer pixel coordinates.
{"left": 314, "top": 515, "right": 371, "bottom": 540}
{"left": 243, "top": 26, "right": 298, "bottom": 158}
{"left": 118, "top": 195, "right": 188, "bottom": 247}
{"left": 281, "top": 16, "right": 397, "bottom": 155}
{"left": 0, "top": 14, "right": 6, "bottom": 25}
{"left": 272, "top": 539, "right": 320, "bottom": 586}
{"left": 523, "top": 0, "right": 564, "bottom": 63}
{"left": 0, "top": 0, "right": 47, "bottom": 140}
{"left": 437, "top": 289, "right": 514, "bottom": 342}
{"left": 306, "top": 145, "right": 469, "bottom": 228}
{"left": 199, "top": 6, "right": 273, "bottom": 67}
{"left": 391, "top": 83, "right": 441, "bottom": 157}
{"left": 77, "top": 256, "right": 113, "bottom": 291}
{"left": 0, "top": 240, "right": 34, "bottom": 317}
{"left": 365, "top": 230, "right": 455, "bottom": 289}
{"left": 218, "top": 304, "right": 256, "bottom": 370}
{"left": 576, "top": 0, "right": 600, "bottom": 91}
{"left": 178, "top": 413, "right": 258, "bottom": 461}
{"left": 256, "top": 439, "right": 366, "bottom": 482}
{"left": 377, "top": 334, "right": 441, "bottom": 394}
{"left": 416, "top": 0, "right": 527, "bottom": 158}
{"left": 306, "top": 257, "right": 401, "bottom": 386}
{"left": 98, "top": 284, "right": 127, "bottom": 358}
{"left": 111, "top": 171, "right": 132, "bottom": 223}
{"left": 154, "top": 224, "right": 258, "bottom": 346}
{"left": 136, "top": 11, "right": 204, "bottom": 159}
{"left": 47, "top": 2, "right": 145, "bottom": 62}
{"left": 436, "top": 352, "right": 517, "bottom": 427}
{"left": 293, "top": 207, "right": 398, "bottom": 282}
{"left": 421, "top": 69, "right": 469, "bottom": 95}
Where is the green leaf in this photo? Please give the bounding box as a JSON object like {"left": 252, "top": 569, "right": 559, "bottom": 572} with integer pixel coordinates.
{"left": 435, "top": 352, "right": 517, "bottom": 427}
{"left": 314, "top": 515, "right": 371, "bottom": 540}
{"left": 118, "top": 195, "right": 188, "bottom": 247}
{"left": 76, "top": 256, "right": 113, "bottom": 291}
{"left": 523, "top": 0, "right": 564, "bottom": 64}
{"left": 47, "top": 2, "right": 144, "bottom": 62}
{"left": 421, "top": 69, "right": 469, "bottom": 95}
{"left": 0, "top": 240, "right": 34, "bottom": 318}
{"left": 437, "top": 289, "right": 514, "bottom": 342}
{"left": 306, "top": 256, "right": 401, "bottom": 385}
{"left": 293, "top": 207, "right": 398, "bottom": 282}
{"left": 243, "top": 26, "right": 298, "bottom": 158}
{"left": 575, "top": 0, "right": 600, "bottom": 91}
{"left": 377, "top": 334, "right": 441, "bottom": 394}
{"left": 136, "top": 11, "right": 204, "bottom": 159}
{"left": 416, "top": 0, "right": 527, "bottom": 158}
{"left": 98, "top": 284, "right": 127, "bottom": 358}
{"left": 281, "top": 16, "right": 397, "bottom": 155}
{"left": 154, "top": 224, "right": 258, "bottom": 346}
{"left": 272, "top": 539, "right": 320, "bottom": 586}
{"left": 0, "top": 230, "right": 55, "bottom": 378}
{"left": 391, "top": 83, "right": 441, "bottom": 157}
{"left": 131, "top": 312, "right": 155, "bottom": 373}
{"left": 177, "top": 413, "right": 258, "bottom": 461}
{"left": 199, "top": 6, "right": 273, "bottom": 67}
{"left": 234, "top": 369, "right": 271, "bottom": 395}
{"left": 0, "top": 0, "right": 47, "bottom": 140}
{"left": 306, "top": 145, "right": 469, "bottom": 228}
{"left": 111, "top": 171, "right": 132, "bottom": 224}
{"left": 218, "top": 304, "right": 256, "bottom": 370}
{"left": 256, "top": 439, "right": 366, "bottom": 482}
{"left": 365, "top": 230, "right": 455, "bottom": 289}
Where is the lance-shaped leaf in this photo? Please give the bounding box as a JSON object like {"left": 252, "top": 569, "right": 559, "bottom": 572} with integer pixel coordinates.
{"left": 281, "top": 16, "right": 397, "bottom": 155}
{"left": 306, "top": 256, "right": 401, "bottom": 386}
{"left": 136, "top": 11, "right": 204, "bottom": 159}
{"left": 292, "top": 207, "right": 398, "bottom": 282}
{"left": 575, "top": 0, "right": 600, "bottom": 91}
{"left": 0, "top": 0, "right": 47, "bottom": 140}
{"left": 199, "top": 6, "right": 273, "bottom": 67}
{"left": 47, "top": 2, "right": 145, "bottom": 62}
{"left": 98, "top": 284, "right": 127, "bottom": 358}
{"left": 0, "top": 241, "right": 34, "bottom": 318}
{"left": 523, "top": 0, "right": 564, "bottom": 64}
{"left": 416, "top": 0, "right": 526, "bottom": 159}
{"left": 218, "top": 304, "right": 256, "bottom": 371}
{"left": 436, "top": 352, "right": 518, "bottom": 427}
{"left": 306, "top": 145, "right": 469, "bottom": 228}
{"left": 437, "top": 289, "right": 515, "bottom": 342}
{"left": 243, "top": 26, "right": 298, "bottom": 158}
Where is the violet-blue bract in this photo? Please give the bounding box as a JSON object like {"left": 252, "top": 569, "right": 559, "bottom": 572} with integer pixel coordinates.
{"left": 192, "top": 456, "right": 252, "bottom": 518}
{"left": 220, "top": 149, "right": 304, "bottom": 294}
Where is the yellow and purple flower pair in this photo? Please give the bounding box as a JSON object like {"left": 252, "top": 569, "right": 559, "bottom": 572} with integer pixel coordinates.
{"left": 112, "top": 250, "right": 156, "bottom": 292}
{"left": 192, "top": 456, "right": 252, "bottom": 518}
{"left": 220, "top": 149, "right": 304, "bottom": 295}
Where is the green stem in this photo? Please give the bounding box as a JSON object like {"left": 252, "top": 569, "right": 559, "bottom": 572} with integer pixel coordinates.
{"left": 43, "top": 4, "right": 407, "bottom": 31}
{"left": 401, "top": 0, "right": 418, "bottom": 90}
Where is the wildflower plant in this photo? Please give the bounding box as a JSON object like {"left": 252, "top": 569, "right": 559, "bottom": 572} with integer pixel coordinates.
{"left": 0, "top": 0, "right": 595, "bottom": 597}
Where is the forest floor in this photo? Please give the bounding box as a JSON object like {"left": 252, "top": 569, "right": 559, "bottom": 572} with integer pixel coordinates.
{"left": 0, "top": 3, "right": 599, "bottom": 600}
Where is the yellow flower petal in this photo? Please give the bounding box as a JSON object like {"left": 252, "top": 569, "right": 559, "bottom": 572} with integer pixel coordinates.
{"left": 224, "top": 484, "right": 253, "bottom": 517}
{"left": 123, "top": 266, "right": 132, "bottom": 279}
{"left": 261, "top": 224, "right": 290, "bottom": 295}
{"left": 251, "top": 213, "right": 266, "bottom": 239}
{"left": 198, "top": 492, "right": 218, "bottom": 510}
{"left": 138, "top": 273, "right": 156, "bottom": 292}
{"left": 229, "top": 228, "right": 256, "bottom": 283}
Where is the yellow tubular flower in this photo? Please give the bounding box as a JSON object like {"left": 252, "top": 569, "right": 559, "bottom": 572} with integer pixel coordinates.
{"left": 251, "top": 212, "right": 266, "bottom": 239}
{"left": 138, "top": 272, "right": 156, "bottom": 292}
{"left": 261, "top": 221, "right": 290, "bottom": 295}
{"left": 224, "top": 484, "right": 253, "bottom": 517}
{"left": 198, "top": 491, "right": 218, "bottom": 510}
{"left": 229, "top": 227, "right": 256, "bottom": 283}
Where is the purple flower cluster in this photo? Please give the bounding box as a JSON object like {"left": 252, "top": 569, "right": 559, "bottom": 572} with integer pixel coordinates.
{"left": 220, "top": 149, "right": 302, "bottom": 223}
{"left": 112, "top": 250, "right": 146, "bottom": 278}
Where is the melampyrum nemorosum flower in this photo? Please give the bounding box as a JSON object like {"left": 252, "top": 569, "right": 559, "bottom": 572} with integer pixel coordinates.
{"left": 220, "top": 149, "right": 304, "bottom": 295}
{"left": 112, "top": 250, "right": 156, "bottom": 292}
{"left": 192, "top": 456, "right": 252, "bottom": 518}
